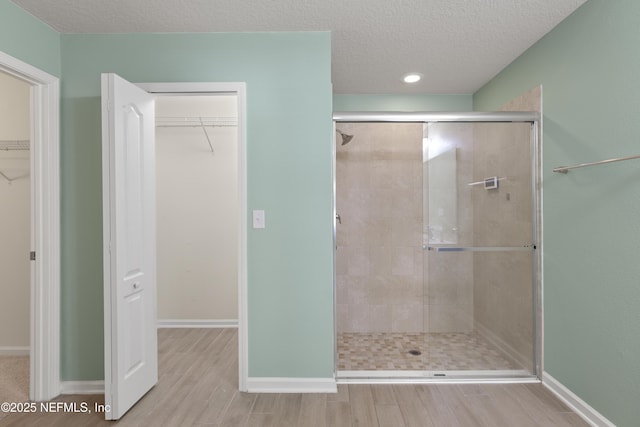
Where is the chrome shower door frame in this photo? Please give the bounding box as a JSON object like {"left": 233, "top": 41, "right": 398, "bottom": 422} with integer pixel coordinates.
{"left": 332, "top": 111, "right": 542, "bottom": 383}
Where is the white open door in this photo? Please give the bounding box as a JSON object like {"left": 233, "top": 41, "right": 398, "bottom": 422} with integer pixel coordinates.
{"left": 101, "top": 73, "right": 157, "bottom": 420}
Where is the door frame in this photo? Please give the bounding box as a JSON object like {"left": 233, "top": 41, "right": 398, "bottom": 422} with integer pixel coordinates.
{"left": 137, "top": 82, "right": 248, "bottom": 391}
{"left": 0, "top": 51, "right": 61, "bottom": 400}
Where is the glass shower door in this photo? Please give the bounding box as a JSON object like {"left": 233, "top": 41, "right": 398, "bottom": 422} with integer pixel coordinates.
{"left": 422, "top": 121, "right": 536, "bottom": 377}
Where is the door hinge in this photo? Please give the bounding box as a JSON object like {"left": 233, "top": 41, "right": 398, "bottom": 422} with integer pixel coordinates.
{"left": 30, "top": 251, "right": 36, "bottom": 261}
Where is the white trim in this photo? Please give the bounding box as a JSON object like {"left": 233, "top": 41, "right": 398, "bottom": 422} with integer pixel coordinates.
{"left": 542, "top": 372, "right": 615, "bottom": 427}
{"left": 538, "top": 86, "right": 545, "bottom": 378}
{"left": 136, "top": 81, "right": 248, "bottom": 393}
{"left": 138, "top": 82, "right": 241, "bottom": 95}
{"left": 0, "top": 50, "right": 61, "bottom": 402}
{"left": 60, "top": 381, "right": 106, "bottom": 395}
{"left": 157, "top": 319, "right": 238, "bottom": 328}
{"left": 0, "top": 347, "right": 30, "bottom": 356}
{"left": 246, "top": 378, "right": 337, "bottom": 393}
{"left": 236, "top": 85, "right": 248, "bottom": 393}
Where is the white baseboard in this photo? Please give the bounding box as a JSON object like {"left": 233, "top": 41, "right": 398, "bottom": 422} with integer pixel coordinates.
{"left": 61, "top": 377, "right": 336, "bottom": 396}
{"left": 246, "top": 377, "right": 337, "bottom": 393}
{"left": 60, "top": 381, "right": 105, "bottom": 395}
{"left": 157, "top": 319, "right": 238, "bottom": 328}
{"left": 0, "top": 346, "right": 29, "bottom": 356}
{"left": 542, "top": 372, "right": 615, "bottom": 427}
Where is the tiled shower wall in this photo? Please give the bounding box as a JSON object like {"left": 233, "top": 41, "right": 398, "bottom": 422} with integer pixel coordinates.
{"left": 336, "top": 122, "right": 475, "bottom": 334}
{"left": 471, "top": 86, "right": 540, "bottom": 369}
{"left": 424, "top": 123, "right": 475, "bottom": 332}
{"left": 335, "top": 113, "right": 536, "bottom": 347}
{"left": 472, "top": 122, "right": 533, "bottom": 369}
{"left": 336, "top": 123, "right": 424, "bottom": 333}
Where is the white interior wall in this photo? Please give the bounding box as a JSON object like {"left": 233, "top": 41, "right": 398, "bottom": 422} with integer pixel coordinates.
{"left": 156, "top": 95, "right": 238, "bottom": 322}
{"left": 0, "top": 70, "right": 30, "bottom": 350}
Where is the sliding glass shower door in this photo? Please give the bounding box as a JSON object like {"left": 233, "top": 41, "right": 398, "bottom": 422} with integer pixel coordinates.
{"left": 422, "top": 121, "right": 537, "bottom": 376}
{"left": 334, "top": 112, "right": 540, "bottom": 380}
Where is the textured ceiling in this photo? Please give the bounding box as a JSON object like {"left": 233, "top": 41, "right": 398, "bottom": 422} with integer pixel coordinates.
{"left": 11, "top": 0, "right": 587, "bottom": 94}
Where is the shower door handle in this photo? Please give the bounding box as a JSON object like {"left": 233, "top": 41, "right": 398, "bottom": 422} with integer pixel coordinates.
{"left": 425, "top": 245, "right": 535, "bottom": 252}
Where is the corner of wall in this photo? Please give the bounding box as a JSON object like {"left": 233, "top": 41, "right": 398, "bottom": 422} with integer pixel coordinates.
{"left": 542, "top": 372, "right": 615, "bottom": 427}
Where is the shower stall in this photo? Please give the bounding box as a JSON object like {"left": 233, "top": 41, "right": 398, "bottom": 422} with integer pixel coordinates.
{"left": 334, "top": 112, "right": 540, "bottom": 380}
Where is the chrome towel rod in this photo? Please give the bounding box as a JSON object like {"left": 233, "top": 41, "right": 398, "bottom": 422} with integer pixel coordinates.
{"left": 553, "top": 153, "right": 640, "bottom": 173}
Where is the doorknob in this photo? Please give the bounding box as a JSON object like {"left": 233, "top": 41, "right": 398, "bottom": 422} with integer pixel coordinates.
{"left": 336, "top": 213, "right": 342, "bottom": 224}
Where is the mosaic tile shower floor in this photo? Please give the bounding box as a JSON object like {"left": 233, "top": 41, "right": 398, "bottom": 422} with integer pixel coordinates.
{"left": 337, "top": 332, "right": 522, "bottom": 371}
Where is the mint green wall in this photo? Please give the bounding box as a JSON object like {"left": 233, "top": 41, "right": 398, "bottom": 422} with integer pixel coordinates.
{"left": 60, "top": 32, "right": 334, "bottom": 380}
{"left": 474, "top": 1, "right": 640, "bottom": 425}
{"left": 334, "top": 94, "right": 472, "bottom": 111}
{"left": 0, "top": 0, "right": 60, "bottom": 76}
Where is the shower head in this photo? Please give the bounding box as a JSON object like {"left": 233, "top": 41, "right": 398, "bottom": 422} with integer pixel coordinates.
{"left": 336, "top": 129, "right": 354, "bottom": 145}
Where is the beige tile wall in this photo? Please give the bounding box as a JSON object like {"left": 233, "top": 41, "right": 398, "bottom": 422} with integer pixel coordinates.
{"left": 337, "top": 122, "right": 477, "bottom": 334}
{"left": 336, "top": 102, "right": 539, "bottom": 351}
{"left": 471, "top": 85, "right": 541, "bottom": 370}
{"left": 336, "top": 123, "right": 424, "bottom": 333}
{"left": 424, "top": 122, "right": 475, "bottom": 333}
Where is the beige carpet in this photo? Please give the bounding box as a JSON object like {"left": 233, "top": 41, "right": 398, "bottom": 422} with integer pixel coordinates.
{"left": 0, "top": 356, "right": 29, "bottom": 421}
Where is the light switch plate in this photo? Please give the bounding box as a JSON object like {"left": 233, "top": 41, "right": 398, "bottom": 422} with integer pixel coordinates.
{"left": 253, "top": 210, "right": 265, "bottom": 229}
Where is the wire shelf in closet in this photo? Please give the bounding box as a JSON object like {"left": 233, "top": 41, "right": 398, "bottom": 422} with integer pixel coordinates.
{"left": 0, "top": 139, "right": 30, "bottom": 151}
{"left": 155, "top": 117, "right": 237, "bottom": 154}
{"left": 155, "top": 116, "right": 237, "bottom": 128}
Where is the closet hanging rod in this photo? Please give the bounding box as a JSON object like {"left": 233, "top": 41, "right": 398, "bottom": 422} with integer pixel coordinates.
{"left": 156, "top": 116, "right": 237, "bottom": 128}
{"left": 0, "top": 139, "right": 30, "bottom": 151}
{"left": 155, "top": 117, "right": 218, "bottom": 153}
{"left": 156, "top": 124, "right": 237, "bottom": 128}
{"left": 553, "top": 153, "right": 640, "bottom": 173}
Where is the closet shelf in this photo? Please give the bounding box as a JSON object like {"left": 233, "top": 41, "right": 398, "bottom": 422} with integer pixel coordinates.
{"left": 155, "top": 116, "right": 237, "bottom": 128}
{"left": 155, "top": 117, "right": 238, "bottom": 154}
{"left": 0, "top": 139, "right": 30, "bottom": 151}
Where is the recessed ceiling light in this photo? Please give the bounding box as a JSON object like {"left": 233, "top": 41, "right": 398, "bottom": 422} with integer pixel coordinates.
{"left": 403, "top": 73, "right": 423, "bottom": 84}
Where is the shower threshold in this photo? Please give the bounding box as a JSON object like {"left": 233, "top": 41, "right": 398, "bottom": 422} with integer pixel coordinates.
{"left": 336, "top": 370, "right": 538, "bottom": 385}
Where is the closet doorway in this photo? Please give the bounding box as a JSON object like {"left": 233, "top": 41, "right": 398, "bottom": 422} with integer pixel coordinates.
{"left": 0, "top": 69, "right": 31, "bottom": 406}
{"left": 101, "top": 82, "right": 246, "bottom": 417}
{"left": 155, "top": 94, "right": 239, "bottom": 328}
{"left": 0, "top": 50, "right": 60, "bottom": 403}
{"left": 108, "top": 81, "right": 248, "bottom": 396}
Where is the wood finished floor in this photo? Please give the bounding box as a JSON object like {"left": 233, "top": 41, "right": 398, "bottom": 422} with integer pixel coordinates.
{"left": 0, "top": 328, "right": 589, "bottom": 426}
